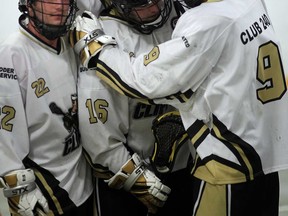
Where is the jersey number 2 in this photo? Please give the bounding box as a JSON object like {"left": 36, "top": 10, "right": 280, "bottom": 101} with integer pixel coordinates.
{"left": 0, "top": 106, "right": 15, "bottom": 132}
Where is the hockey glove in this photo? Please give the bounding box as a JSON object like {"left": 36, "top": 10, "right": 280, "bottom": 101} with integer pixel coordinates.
{"left": 69, "top": 10, "right": 117, "bottom": 69}
{"left": 0, "top": 169, "right": 49, "bottom": 216}
{"left": 151, "top": 111, "right": 189, "bottom": 174}
{"left": 105, "top": 153, "right": 171, "bottom": 214}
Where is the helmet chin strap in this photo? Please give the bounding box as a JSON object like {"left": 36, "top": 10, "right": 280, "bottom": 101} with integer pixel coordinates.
{"left": 144, "top": 14, "right": 162, "bottom": 26}
{"left": 36, "top": 22, "right": 68, "bottom": 40}
{"left": 138, "top": 14, "right": 163, "bottom": 34}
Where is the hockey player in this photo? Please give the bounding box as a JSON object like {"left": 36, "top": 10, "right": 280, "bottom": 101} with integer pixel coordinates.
{"left": 0, "top": 0, "right": 93, "bottom": 215}
{"left": 71, "top": 0, "right": 288, "bottom": 215}
{"left": 73, "top": 0, "right": 193, "bottom": 215}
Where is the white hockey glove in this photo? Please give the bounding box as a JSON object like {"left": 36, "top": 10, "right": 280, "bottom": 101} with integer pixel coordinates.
{"left": 105, "top": 153, "right": 171, "bottom": 214}
{"left": 0, "top": 169, "right": 49, "bottom": 216}
{"left": 69, "top": 10, "right": 117, "bottom": 69}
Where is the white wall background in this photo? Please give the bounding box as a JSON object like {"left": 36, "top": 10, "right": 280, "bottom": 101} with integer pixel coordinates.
{"left": 0, "top": 0, "right": 287, "bottom": 215}
{"left": 0, "top": 1, "right": 19, "bottom": 42}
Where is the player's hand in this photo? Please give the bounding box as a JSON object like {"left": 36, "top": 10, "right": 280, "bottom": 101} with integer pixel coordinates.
{"left": 106, "top": 153, "right": 171, "bottom": 214}
{"left": 0, "top": 169, "right": 49, "bottom": 216}
{"left": 69, "top": 10, "right": 117, "bottom": 69}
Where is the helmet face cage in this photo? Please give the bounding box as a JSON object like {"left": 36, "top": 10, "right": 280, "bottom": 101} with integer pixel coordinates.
{"left": 18, "top": 0, "right": 78, "bottom": 40}
{"left": 112, "top": 0, "right": 172, "bottom": 34}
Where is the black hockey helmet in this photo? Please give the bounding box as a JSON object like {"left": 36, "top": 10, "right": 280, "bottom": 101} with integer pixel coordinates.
{"left": 18, "top": 0, "right": 78, "bottom": 40}
{"left": 178, "top": 0, "right": 205, "bottom": 8}
{"left": 108, "top": 0, "right": 172, "bottom": 34}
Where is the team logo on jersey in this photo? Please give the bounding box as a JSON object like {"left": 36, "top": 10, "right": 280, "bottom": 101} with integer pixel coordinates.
{"left": 133, "top": 103, "right": 169, "bottom": 119}
{"left": 49, "top": 94, "right": 80, "bottom": 156}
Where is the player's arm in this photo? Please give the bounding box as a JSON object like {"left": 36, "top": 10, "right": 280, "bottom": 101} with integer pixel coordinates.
{"left": 77, "top": 72, "right": 133, "bottom": 175}
{"left": 0, "top": 44, "right": 49, "bottom": 216}
{"left": 0, "top": 169, "right": 49, "bottom": 216}
{"left": 77, "top": 78, "right": 171, "bottom": 213}
{"left": 70, "top": 11, "right": 217, "bottom": 101}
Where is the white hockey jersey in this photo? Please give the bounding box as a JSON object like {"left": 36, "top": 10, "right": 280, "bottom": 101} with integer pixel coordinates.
{"left": 78, "top": 2, "right": 191, "bottom": 176}
{"left": 95, "top": 0, "right": 288, "bottom": 184}
{"left": 0, "top": 16, "right": 92, "bottom": 213}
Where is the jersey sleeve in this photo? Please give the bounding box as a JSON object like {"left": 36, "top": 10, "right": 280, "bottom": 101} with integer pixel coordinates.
{"left": 95, "top": 11, "right": 228, "bottom": 104}
{"left": 0, "top": 37, "right": 30, "bottom": 175}
{"left": 78, "top": 68, "right": 132, "bottom": 175}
